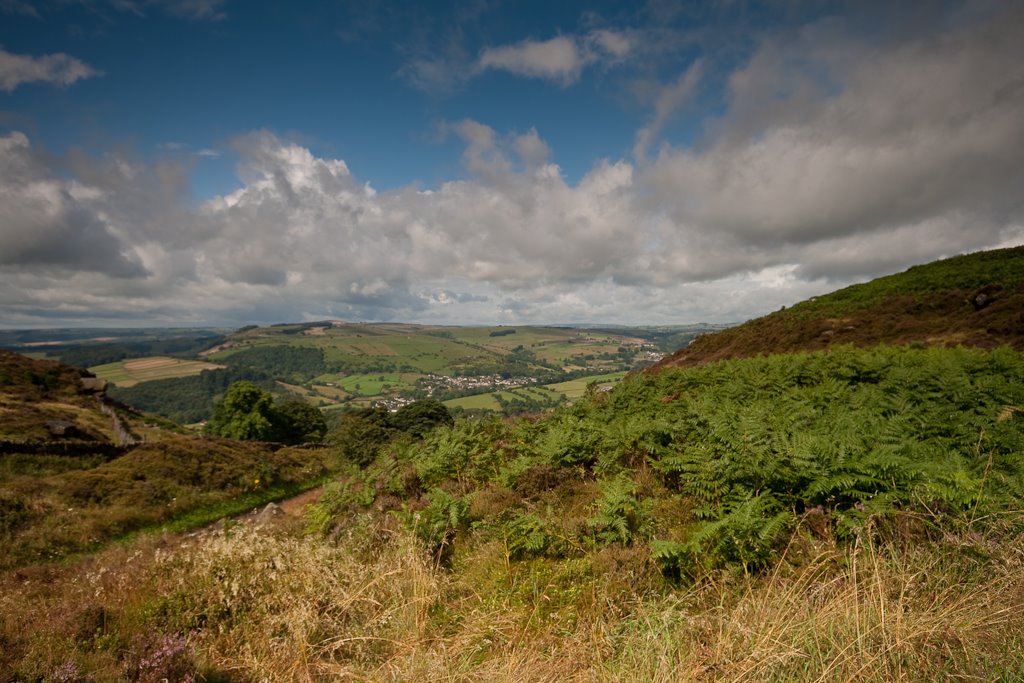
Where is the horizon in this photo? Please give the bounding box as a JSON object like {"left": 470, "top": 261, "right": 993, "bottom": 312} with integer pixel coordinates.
{"left": 2, "top": 1, "right": 1023, "bottom": 328}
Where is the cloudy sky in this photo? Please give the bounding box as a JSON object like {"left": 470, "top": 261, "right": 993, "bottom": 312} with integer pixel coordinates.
{"left": 1, "top": 0, "right": 1022, "bottom": 328}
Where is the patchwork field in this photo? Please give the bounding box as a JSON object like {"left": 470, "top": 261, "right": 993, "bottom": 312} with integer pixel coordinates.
{"left": 46, "top": 323, "right": 715, "bottom": 420}
{"left": 90, "top": 356, "right": 224, "bottom": 387}
{"left": 444, "top": 371, "right": 628, "bottom": 411}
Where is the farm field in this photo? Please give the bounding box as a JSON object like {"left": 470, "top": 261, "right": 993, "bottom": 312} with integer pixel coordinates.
{"left": 545, "top": 371, "right": 628, "bottom": 398}
{"left": 444, "top": 371, "right": 628, "bottom": 411}
{"left": 89, "top": 356, "right": 224, "bottom": 387}
{"left": 210, "top": 323, "right": 661, "bottom": 377}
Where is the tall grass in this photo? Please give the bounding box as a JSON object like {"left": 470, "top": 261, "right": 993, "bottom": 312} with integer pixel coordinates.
{"left": 5, "top": 514, "right": 1022, "bottom": 681}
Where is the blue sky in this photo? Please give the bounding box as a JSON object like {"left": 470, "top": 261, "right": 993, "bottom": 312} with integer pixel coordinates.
{"left": 1, "top": 0, "right": 1022, "bottom": 327}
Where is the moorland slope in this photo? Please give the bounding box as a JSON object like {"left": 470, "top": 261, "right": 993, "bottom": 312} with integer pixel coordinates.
{"left": 655, "top": 245, "right": 1024, "bottom": 369}
{"left": 0, "top": 350, "right": 335, "bottom": 571}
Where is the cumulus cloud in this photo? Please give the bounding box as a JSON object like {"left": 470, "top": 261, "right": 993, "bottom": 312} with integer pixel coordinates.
{"left": 644, "top": 2, "right": 1024, "bottom": 265}
{"left": 0, "top": 48, "right": 101, "bottom": 92}
{"left": 2, "top": 4, "right": 1023, "bottom": 327}
{"left": 0, "top": 132, "right": 147, "bottom": 277}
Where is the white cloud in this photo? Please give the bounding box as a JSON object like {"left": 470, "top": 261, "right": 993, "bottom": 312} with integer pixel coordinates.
{"left": 588, "top": 29, "right": 632, "bottom": 60}
{"left": 2, "top": 5, "right": 1023, "bottom": 327}
{"left": 473, "top": 29, "right": 633, "bottom": 86}
{"left": 477, "top": 36, "right": 586, "bottom": 85}
{"left": 0, "top": 48, "right": 101, "bottom": 92}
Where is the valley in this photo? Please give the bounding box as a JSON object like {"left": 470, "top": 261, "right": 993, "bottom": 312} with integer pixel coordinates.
{"left": 1, "top": 246, "right": 1023, "bottom": 681}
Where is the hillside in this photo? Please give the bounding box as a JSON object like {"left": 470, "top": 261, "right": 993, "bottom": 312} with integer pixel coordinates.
{"left": 0, "top": 350, "right": 336, "bottom": 570}
{"left": 654, "top": 246, "right": 1024, "bottom": 370}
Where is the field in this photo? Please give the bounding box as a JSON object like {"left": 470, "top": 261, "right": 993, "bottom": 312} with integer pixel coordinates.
{"left": 545, "top": 371, "right": 628, "bottom": 398}
{"left": 210, "top": 323, "right": 658, "bottom": 375}
{"left": 90, "top": 356, "right": 224, "bottom": 387}
{"left": 444, "top": 371, "right": 628, "bottom": 411}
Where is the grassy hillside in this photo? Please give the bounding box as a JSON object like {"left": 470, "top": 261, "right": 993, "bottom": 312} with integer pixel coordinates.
{"left": 0, "top": 350, "right": 337, "bottom": 570}
{"left": 655, "top": 246, "right": 1024, "bottom": 369}
{"left": 6, "top": 344, "right": 1022, "bottom": 680}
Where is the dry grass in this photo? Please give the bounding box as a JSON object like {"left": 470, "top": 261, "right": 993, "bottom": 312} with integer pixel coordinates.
{"left": 5, "top": 514, "right": 1022, "bottom": 682}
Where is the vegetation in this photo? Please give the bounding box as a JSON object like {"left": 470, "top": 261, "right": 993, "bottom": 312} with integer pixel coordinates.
{"left": 206, "top": 381, "right": 328, "bottom": 444}
{"left": 4, "top": 342, "right": 1023, "bottom": 680}
{"left": 3, "top": 249, "right": 1024, "bottom": 680}
{"left": 217, "top": 345, "right": 327, "bottom": 382}
{"left": 106, "top": 366, "right": 276, "bottom": 424}
{"left": 328, "top": 398, "right": 454, "bottom": 466}
{"left": 657, "top": 245, "right": 1024, "bottom": 369}
{"left": 0, "top": 351, "right": 338, "bottom": 572}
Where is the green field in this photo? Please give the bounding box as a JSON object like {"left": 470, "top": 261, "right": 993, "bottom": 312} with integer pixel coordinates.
{"left": 544, "top": 371, "right": 628, "bottom": 399}
{"left": 444, "top": 372, "right": 627, "bottom": 411}
{"left": 90, "top": 356, "right": 224, "bottom": 387}
{"left": 212, "top": 324, "right": 652, "bottom": 376}
{"left": 444, "top": 393, "right": 502, "bottom": 410}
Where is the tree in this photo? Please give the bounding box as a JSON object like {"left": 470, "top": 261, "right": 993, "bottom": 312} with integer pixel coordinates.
{"left": 329, "top": 409, "right": 396, "bottom": 466}
{"left": 273, "top": 400, "right": 328, "bottom": 444}
{"left": 391, "top": 399, "right": 454, "bottom": 437}
{"left": 208, "top": 381, "right": 276, "bottom": 440}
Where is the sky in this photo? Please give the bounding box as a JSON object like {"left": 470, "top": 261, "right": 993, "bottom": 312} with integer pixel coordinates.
{"left": 1, "top": 0, "right": 1022, "bottom": 328}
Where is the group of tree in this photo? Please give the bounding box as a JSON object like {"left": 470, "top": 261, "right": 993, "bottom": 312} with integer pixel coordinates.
{"left": 329, "top": 399, "right": 454, "bottom": 466}
{"left": 205, "top": 381, "right": 328, "bottom": 445}
{"left": 218, "top": 345, "right": 327, "bottom": 383}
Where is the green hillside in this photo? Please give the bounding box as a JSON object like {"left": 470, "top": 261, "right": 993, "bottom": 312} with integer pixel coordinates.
{"left": 102, "top": 323, "right": 683, "bottom": 420}
{"left": 655, "top": 246, "right": 1024, "bottom": 369}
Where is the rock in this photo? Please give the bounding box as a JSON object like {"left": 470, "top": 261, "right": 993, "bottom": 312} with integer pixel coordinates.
{"left": 972, "top": 284, "right": 1001, "bottom": 311}
{"left": 256, "top": 502, "right": 283, "bottom": 525}
{"left": 46, "top": 420, "right": 79, "bottom": 438}
{"left": 79, "top": 377, "right": 107, "bottom": 393}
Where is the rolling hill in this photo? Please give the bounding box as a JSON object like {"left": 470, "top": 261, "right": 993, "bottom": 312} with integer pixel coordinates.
{"left": 654, "top": 245, "right": 1024, "bottom": 369}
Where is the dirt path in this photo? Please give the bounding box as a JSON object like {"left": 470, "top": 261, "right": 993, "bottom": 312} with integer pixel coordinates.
{"left": 277, "top": 485, "right": 325, "bottom": 515}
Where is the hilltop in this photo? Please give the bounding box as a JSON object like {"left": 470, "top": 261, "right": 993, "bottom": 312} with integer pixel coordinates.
{"left": 655, "top": 246, "right": 1024, "bottom": 369}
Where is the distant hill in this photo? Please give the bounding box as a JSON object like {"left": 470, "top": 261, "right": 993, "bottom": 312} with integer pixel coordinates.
{"left": 654, "top": 246, "right": 1024, "bottom": 370}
